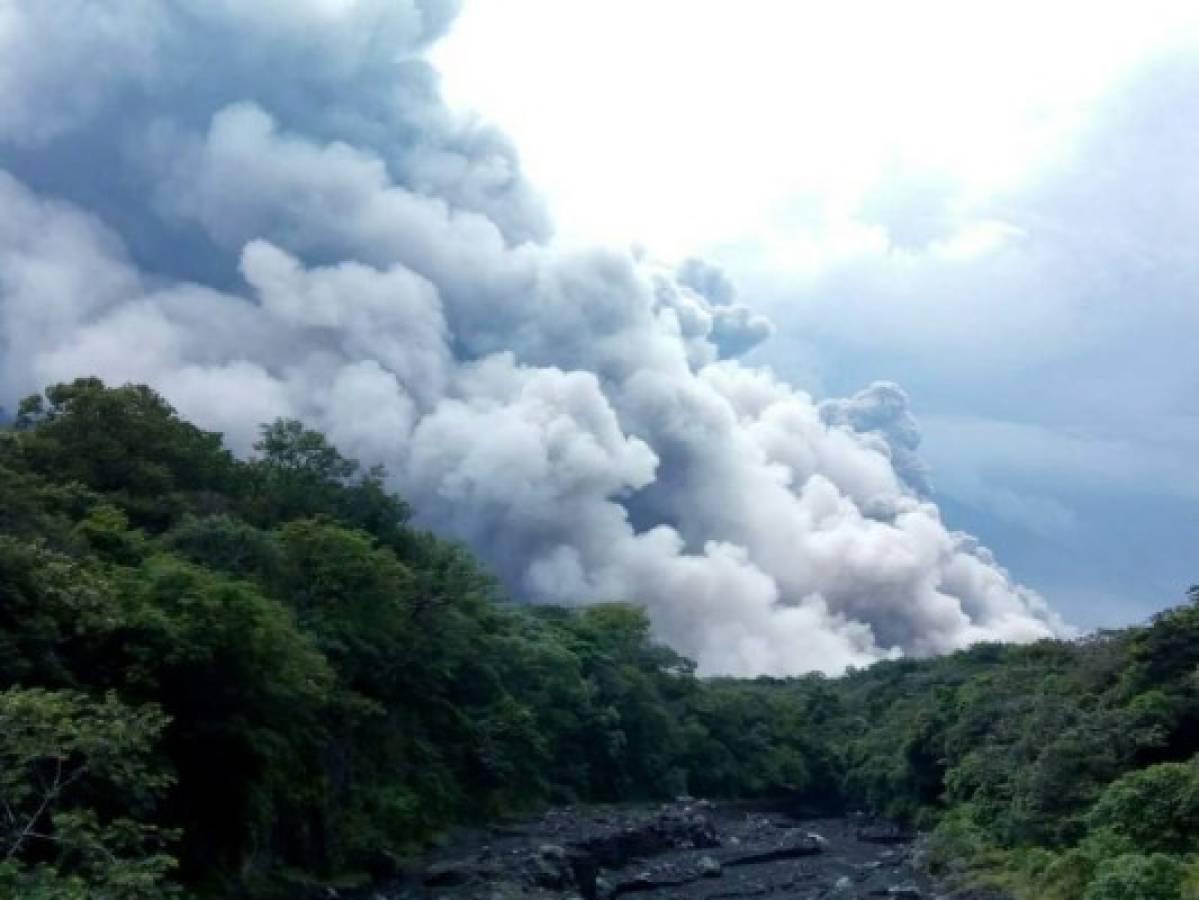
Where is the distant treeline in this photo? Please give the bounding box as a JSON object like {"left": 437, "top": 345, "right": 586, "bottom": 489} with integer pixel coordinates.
{"left": 2, "top": 378, "right": 1198, "bottom": 899}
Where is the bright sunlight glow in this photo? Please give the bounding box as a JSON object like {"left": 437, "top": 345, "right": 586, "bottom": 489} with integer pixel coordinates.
{"left": 432, "top": 0, "right": 1199, "bottom": 258}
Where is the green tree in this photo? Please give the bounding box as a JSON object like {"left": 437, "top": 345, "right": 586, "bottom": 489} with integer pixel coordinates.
{"left": 1087, "top": 760, "right": 1199, "bottom": 855}
{"left": 14, "top": 379, "right": 233, "bottom": 531}
{"left": 1084, "top": 853, "right": 1184, "bottom": 900}
{"left": 0, "top": 688, "right": 176, "bottom": 898}
{"left": 241, "top": 419, "right": 410, "bottom": 541}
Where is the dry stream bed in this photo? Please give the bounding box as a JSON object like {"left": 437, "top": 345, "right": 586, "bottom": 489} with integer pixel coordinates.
{"left": 360, "top": 800, "right": 1006, "bottom": 900}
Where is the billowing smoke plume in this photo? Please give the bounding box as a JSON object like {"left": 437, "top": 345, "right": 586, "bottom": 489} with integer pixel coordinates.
{"left": 0, "top": 0, "right": 1066, "bottom": 674}
{"left": 820, "top": 382, "right": 932, "bottom": 497}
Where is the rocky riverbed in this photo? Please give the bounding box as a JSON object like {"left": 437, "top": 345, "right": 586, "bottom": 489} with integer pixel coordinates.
{"left": 364, "top": 800, "right": 1003, "bottom": 900}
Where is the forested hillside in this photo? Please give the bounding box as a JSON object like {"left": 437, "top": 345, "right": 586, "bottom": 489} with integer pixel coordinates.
{"left": 2, "top": 378, "right": 1198, "bottom": 899}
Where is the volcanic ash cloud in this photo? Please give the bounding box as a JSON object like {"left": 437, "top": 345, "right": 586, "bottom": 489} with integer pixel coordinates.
{"left": 0, "top": 0, "right": 1067, "bottom": 673}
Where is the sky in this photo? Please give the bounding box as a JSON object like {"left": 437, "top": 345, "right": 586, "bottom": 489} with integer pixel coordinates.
{"left": 433, "top": 0, "right": 1199, "bottom": 628}
{"left": 0, "top": 0, "right": 1189, "bottom": 672}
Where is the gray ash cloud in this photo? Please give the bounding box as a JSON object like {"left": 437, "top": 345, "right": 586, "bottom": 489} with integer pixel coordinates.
{"left": 0, "top": 0, "right": 1065, "bottom": 673}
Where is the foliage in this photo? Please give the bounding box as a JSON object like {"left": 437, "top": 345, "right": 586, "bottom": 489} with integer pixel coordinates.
{"left": 1088, "top": 760, "right": 1199, "bottom": 855}
{"left": 1083, "top": 853, "right": 1184, "bottom": 900}
{"left": 0, "top": 688, "right": 177, "bottom": 898}
{"left": 4, "top": 377, "right": 1199, "bottom": 899}
{"left": 0, "top": 379, "right": 762, "bottom": 894}
{"left": 833, "top": 615, "right": 1199, "bottom": 898}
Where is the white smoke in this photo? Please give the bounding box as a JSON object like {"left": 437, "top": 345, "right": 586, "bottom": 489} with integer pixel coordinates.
{"left": 0, "top": 0, "right": 1067, "bottom": 674}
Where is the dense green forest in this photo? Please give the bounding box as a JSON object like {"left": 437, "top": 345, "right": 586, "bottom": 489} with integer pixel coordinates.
{"left": 2, "top": 378, "right": 1198, "bottom": 899}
